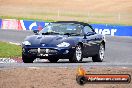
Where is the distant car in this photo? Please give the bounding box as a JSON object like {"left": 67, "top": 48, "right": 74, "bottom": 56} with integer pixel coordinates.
{"left": 22, "top": 21, "right": 105, "bottom": 63}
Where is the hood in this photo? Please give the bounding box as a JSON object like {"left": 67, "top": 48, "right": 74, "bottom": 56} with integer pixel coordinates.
{"left": 25, "top": 35, "right": 73, "bottom": 47}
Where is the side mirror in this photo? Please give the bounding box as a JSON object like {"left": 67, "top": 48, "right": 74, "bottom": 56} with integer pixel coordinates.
{"left": 33, "top": 30, "right": 39, "bottom": 34}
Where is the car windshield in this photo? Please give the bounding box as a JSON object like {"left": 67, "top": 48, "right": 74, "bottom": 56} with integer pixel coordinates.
{"left": 39, "top": 23, "right": 83, "bottom": 35}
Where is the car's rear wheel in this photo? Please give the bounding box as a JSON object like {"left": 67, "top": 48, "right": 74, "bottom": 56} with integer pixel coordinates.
{"left": 69, "top": 44, "right": 82, "bottom": 63}
{"left": 22, "top": 54, "right": 35, "bottom": 63}
{"left": 92, "top": 44, "right": 105, "bottom": 62}
{"left": 48, "top": 58, "right": 59, "bottom": 63}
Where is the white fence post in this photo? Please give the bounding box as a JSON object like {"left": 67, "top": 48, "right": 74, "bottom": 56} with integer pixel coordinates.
{"left": 118, "top": 13, "right": 121, "bottom": 23}
{"left": 57, "top": 9, "right": 60, "bottom": 18}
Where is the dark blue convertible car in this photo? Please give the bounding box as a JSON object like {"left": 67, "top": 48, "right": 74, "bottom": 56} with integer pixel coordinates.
{"left": 22, "top": 21, "right": 105, "bottom": 63}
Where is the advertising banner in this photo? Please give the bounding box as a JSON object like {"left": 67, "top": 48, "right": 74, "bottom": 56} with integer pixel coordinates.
{"left": 0, "top": 19, "right": 2, "bottom": 29}
{"left": 2, "top": 19, "right": 18, "bottom": 29}
{"left": 91, "top": 24, "right": 132, "bottom": 36}
{"left": 20, "top": 20, "right": 49, "bottom": 30}
{"left": 0, "top": 18, "right": 132, "bottom": 36}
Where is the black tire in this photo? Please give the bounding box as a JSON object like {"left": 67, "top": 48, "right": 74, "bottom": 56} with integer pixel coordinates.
{"left": 48, "top": 58, "right": 59, "bottom": 63}
{"left": 76, "top": 76, "right": 87, "bottom": 85}
{"left": 92, "top": 44, "right": 105, "bottom": 62}
{"left": 22, "top": 54, "right": 35, "bottom": 63}
{"left": 69, "top": 44, "right": 83, "bottom": 63}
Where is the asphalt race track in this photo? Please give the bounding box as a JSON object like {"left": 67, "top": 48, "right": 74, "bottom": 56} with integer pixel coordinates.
{"left": 0, "top": 29, "right": 132, "bottom": 68}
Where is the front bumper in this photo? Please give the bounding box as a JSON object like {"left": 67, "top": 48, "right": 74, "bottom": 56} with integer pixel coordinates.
{"left": 22, "top": 46, "right": 76, "bottom": 59}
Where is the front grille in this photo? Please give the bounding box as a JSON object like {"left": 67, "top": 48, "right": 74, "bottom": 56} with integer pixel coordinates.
{"left": 49, "top": 49, "right": 58, "bottom": 53}
{"left": 28, "top": 48, "right": 58, "bottom": 54}
{"left": 28, "top": 49, "right": 38, "bottom": 53}
{"left": 40, "top": 49, "right": 46, "bottom": 53}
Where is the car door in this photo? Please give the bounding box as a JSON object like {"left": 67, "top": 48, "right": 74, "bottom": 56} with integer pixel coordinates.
{"left": 82, "top": 26, "right": 98, "bottom": 56}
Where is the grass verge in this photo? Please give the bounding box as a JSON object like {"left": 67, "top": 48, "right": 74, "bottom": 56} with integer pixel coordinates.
{"left": 0, "top": 15, "right": 132, "bottom": 26}
{"left": 0, "top": 15, "right": 55, "bottom": 22}
{"left": 0, "top": 41, "right": 22, "bottom": 58}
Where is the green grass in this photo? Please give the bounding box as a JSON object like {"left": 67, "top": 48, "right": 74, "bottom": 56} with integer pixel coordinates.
{"left": 0, "top": 41, "right": 22, "bottom": 58}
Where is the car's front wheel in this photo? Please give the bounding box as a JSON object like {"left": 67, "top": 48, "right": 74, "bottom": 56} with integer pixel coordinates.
{"left": 92, "top": 44, "right": 105, "bottom": 62}
{"left": 22, "top": 54, "right": 35, "bottom": 63}
{"left": 69, "top": 44, "right": 83, "bottom": 63}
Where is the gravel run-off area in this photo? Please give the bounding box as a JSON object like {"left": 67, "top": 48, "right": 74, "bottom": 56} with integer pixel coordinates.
{"left": 0, "top": 67, "right": 132, "bottom": 88}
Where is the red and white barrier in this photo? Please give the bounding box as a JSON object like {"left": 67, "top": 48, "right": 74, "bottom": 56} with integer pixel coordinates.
{"left": 2, "top": 19, "right": 18, "bottom": 29}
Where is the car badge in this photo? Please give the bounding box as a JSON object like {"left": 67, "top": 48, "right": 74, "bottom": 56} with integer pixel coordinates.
{"left": 42, "top": 44, "right": 45, "bottom": 46}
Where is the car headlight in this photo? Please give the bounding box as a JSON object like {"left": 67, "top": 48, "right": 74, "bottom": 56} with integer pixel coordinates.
{"left": 22, "top": 41, "right": 31, "bottom": 46}
{"left": 57, "top": 42, "right": 70, "bottom": 47}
